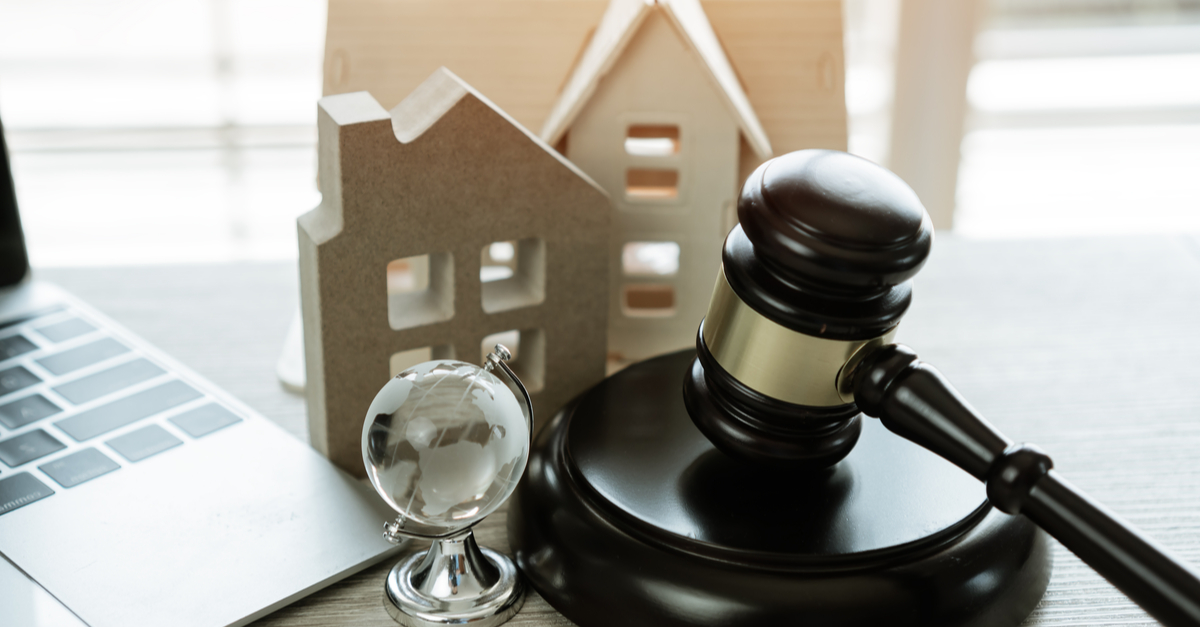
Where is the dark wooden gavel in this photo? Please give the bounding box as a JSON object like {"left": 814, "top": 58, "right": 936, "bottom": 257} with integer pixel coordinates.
{"left": 683, "top": 149, "right": 1200, "bottom": 627}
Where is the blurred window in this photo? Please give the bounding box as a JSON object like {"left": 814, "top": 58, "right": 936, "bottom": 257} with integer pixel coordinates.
{"left": 6, "top": 0, "right": 1200, "bottom": 266}
{"left": 844, "top": 0, "right": 1200, "bottom": 237}
{"left": 0, "top": 0, "right": 326, "bottom": 267}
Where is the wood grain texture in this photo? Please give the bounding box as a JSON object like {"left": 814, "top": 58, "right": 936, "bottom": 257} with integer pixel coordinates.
{"left": 36, "top": 233, "right": 1200, "bottom": 625}
{"left": 704, "top": 0, "right": 849, "bottom": 154}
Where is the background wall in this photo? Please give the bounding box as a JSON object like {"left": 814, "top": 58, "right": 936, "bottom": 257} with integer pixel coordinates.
{"left": 1, "top": 0, "right": 1198, "bottom": 268}
{"left": 847, "top": 0, "right": 1200, "bottom": 236}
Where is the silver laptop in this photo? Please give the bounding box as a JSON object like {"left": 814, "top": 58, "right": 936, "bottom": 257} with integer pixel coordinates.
{"left": 0, "top": 116, "right": 401, "bottom": 626}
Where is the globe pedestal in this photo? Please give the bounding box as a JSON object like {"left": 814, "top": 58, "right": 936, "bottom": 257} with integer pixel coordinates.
{"left": 384, "top": 532, "right": 525, "bottom": 627}
{"left": 508, "top": 350, "right": 1052, "bottom": 627}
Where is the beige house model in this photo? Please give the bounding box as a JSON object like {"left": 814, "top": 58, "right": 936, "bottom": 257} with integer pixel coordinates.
{"left": 299, "top": 69, "right": 611, "bottom": 475}
{"left": 324, "top": 0, "right": 849, "bottom": 362}
{"left": 541, "top": 0, "right": 772, "bottom": 360}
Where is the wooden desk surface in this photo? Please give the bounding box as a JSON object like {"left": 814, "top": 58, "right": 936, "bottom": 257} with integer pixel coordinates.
{"left": 39, "top": 234, "right": 1200, "bottom": 626}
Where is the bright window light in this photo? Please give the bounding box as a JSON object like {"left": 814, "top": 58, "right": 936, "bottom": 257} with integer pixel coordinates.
{"left": 622, "top": 242, "right": 680, "bottom": 276}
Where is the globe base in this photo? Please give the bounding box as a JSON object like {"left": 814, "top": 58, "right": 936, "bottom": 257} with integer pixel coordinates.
{"left": 384, "top": 532, "right": 525, "bottom": 627}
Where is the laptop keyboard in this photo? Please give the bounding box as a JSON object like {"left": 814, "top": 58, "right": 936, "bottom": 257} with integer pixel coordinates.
{"left": 0, "top": 307, "right": 243, "bottom": 516}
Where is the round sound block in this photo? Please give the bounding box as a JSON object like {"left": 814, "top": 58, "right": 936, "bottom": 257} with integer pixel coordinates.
{"left": 508, "top": 350, "right": 1051, "bottom": 627}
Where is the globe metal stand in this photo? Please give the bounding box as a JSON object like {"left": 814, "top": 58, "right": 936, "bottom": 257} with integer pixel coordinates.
{"left": 383, "top": 529, "right": 525, "bottom": 627}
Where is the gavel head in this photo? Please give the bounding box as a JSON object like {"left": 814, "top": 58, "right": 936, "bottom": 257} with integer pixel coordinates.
{"left": 684, "top": 150, "right": 933, "bottom": 470}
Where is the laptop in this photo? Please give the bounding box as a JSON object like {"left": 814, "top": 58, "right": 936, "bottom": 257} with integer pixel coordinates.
{"left": 0, "top": 115, "right": 401, "bottom": 626}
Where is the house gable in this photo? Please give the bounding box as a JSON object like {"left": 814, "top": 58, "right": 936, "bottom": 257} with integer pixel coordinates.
{"left": 541, "top": 0, "right": 771, "bottom": 160}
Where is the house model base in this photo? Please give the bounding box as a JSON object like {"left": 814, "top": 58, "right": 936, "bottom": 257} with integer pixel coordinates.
{"left": 508, "top": 350, "right": 1052, "bottom": 627}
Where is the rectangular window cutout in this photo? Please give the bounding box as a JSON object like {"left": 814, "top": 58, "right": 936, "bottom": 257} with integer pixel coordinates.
{"left": 481, "top": 241, "right": 516, "bottom": 283}
{"left": 481, "top": 329, "right": 544, "bottom": 393}
{"left": 387, "top": 252, "right": 454, "bottom": 330}
{"left": 481, "top": 238, "right": 546, "bottom": 314}
{"left": 625, "top": 125, "right": 680, "bottom": 157}
{"left": 623, "top": 284, "right": 676, "bottom": 317}
{"left": 626, "top": 169, "right": 679, "bottom": 201}
{"left": 390, "top": 345, "right": 456, "bottom": 378}
{"left": 622, "top": 242, "right": 680, "bottom": 277}
{"left": 387, "top": 256, "right": 429, "bottom": 293}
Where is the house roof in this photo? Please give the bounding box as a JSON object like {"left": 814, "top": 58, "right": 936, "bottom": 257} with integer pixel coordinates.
{"left": 540, "top": 0, "right": 772, "bottom": 159}
{"left": 388, "top": 68, "right": 606, "bottom": 193}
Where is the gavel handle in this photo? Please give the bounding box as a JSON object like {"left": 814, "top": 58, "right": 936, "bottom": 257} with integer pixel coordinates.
{"left": 853, "top": 344, "right": 1200, "bottom": 627}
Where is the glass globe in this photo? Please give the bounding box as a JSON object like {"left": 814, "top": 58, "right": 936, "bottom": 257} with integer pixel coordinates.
{"left": 362, "top": 359, "right": 531, "bottom": 538}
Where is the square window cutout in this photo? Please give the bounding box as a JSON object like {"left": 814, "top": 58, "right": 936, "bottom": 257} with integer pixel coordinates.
{"left": 481, "top": 241, "right": 516, "bottom": 282}
{"left": 622, "top": 242, "right": 680, "bottom": 277}
{"left": 481, "top": 238, "right": 545, "bottom": 314}
{"left": 387, "top": 253, "right": 454, "bottom": 330}
{"left": 623, "top": 284, "right": 676, "bottom": 317}
{"left": 390, "top": 345, "right": 456, "bottom": 377}
{"left": 626, "top": 169, "right": 678, "bottom": 201}
{"left": 481, "top": 329, "right": 545, "bottom": 393}
{"left": 625, "top": 125, "right": 680, "bottom": 157}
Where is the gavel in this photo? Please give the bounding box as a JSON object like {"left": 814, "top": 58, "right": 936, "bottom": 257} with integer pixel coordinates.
{"left": 683, "top": 150, "right": 1200, "bottom": 627}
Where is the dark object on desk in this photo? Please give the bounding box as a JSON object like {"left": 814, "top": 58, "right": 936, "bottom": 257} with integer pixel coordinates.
{"left": 851, "top": 345, "right": 1200, "bottom": 627}
{"left": 510, "top": 150, "right": 1050, "bottom": 626}
{"left": 511, "top": 349, "right": 1049, "bottom": 626}
{"left": 698, "top": 150, "right": 1200, "bottom": 626}
{"left": 0, "top": 115, "right": 28, "bottom": 285}
{"left": 510, "top": 150, "right": 1200, "bottom": 626}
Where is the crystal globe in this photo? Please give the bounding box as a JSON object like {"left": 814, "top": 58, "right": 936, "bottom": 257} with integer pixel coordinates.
{"left": 362, "top": 359, "right": 531, "bottom": 538}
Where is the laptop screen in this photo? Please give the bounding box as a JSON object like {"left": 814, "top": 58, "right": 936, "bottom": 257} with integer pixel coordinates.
{"left": 0, "top": 113, "right": 30, "bottom": 287}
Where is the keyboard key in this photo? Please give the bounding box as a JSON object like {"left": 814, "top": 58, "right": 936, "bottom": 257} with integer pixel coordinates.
{"left": 34, "top": 318, "right": 96, "bottom": 343}
{"left": 39, "top": 448, "right": 120, "bottom": 488}
{"left": 0, "top": 366, "right": 39, "bottom": 397}
{"left": 0, "top": 429, "right": 65, "bottom": 467}
{"left": 170, "top": 403, "right": 243, "bottom": 438}
{"left": 36, "top": 338, "right": 129, "bottom": 376}
{"left": 54, "top": 380, "right": 202, "bottom": 441}
{"left": 53, "top": 358, "right": 165, "bottom": 405}
{"left": 0, "top": 472, "right": 54, "bottom": 516}
{"left": 0, "top": 395, "right": 61, "bottom": 430}
{"left": 106, "top": 425, "right": 182, "bottom": 462}
{"left": 0, "top": 335, "right": 37, "bottom": 361}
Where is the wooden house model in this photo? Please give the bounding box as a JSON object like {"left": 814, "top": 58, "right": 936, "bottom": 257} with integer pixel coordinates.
{"left": 298, "top": 68, "right": 611, "bottom": 475}
{"left": 541, "top": 0, "right": 771, "bottom": 360}
{"left": 323, "top": 0, "right": 849, "bottom": 363}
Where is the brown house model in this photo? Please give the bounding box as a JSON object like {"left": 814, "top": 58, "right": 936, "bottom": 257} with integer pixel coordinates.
{"left": 299, "top": 68, "right": 611, "bottom": 475}
{"left": 323, "top": 0, "right": 849, "bottom": 362}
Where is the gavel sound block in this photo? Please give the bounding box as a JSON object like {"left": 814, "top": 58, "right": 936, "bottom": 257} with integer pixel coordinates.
{"left": 508, "top": 151, "right": 1200, "bottom": 627}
